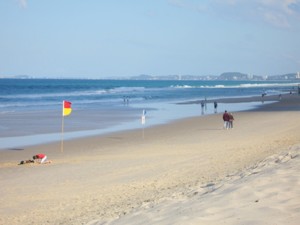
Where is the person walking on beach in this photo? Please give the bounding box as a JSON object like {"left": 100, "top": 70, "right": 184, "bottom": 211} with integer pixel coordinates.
{"left": 33, "top": 153, "right": 50, "bottom": 164}
{"left": 223, "top": 110, "right": 230, "bottom": 129}
{"left": 201, "top": 101, "right": 205, "bottom": 115}
{"left": 229, "top": 113, "right": 234, "bottom": 129}
{"left": 214, "top": 101, "right": 218, "bottom": 113}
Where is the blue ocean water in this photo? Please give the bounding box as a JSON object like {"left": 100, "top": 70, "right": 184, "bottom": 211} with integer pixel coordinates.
{"left": 0, "top": 79, "right": 296, "bottom": 112}
{"left": 0, "top": 79, "right": 297, "bottom": 148}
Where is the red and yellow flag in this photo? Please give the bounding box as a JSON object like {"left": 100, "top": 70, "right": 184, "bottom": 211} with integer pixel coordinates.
{"left": 63, "top": 100, "right": 72, "bottom": 116}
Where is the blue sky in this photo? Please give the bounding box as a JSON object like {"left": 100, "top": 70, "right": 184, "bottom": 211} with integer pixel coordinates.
{"left": 1, "top": 0, "right": 300, "bottom": 78}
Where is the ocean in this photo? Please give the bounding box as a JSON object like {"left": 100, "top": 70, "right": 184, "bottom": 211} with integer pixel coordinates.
{"left": 0, "top": 78, "right": 297, "bottom": 148}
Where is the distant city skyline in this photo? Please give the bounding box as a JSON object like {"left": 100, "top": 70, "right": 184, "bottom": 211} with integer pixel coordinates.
{"left": 1, "top": 0, "right": 300, "bottom": 78}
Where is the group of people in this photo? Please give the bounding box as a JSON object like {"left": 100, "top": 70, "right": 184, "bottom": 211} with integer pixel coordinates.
{"left": 200, "top": 100, "right": 218, "bottom": 114}
{"left": 222, "top": 110, "right": 234, "bottom": 130}
{"left": 199, "top": 100, "right": 233, "bottom": 129}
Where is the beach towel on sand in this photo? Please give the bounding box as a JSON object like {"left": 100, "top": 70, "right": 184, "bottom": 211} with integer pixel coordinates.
{"left": 19, "top": 160, "right": 35, "bottom": 165}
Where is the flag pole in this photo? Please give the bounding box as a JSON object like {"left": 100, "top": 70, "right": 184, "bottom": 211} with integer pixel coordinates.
{"left": 61, "top": 104, "right": 65, "bottom": 153}
{"left": 61, "top": 115, "right": 64, "bottom": 153}
{"left": 61, "top": 100, "right": 72, "bottom": 153}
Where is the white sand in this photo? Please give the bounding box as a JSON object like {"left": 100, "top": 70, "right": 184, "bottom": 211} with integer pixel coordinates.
{"left": 91, "top": 148, "right": 300, "bottom": 225}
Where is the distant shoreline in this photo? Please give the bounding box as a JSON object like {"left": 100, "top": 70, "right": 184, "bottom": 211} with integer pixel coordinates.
{"left": 2, "top": 72, "right": 300, "bottom": 81}
{"left": 0, "top": 94, "right": 280, "bottom": 150}
{"left": 178, "top": 93, "right": 283, "bottom": 104}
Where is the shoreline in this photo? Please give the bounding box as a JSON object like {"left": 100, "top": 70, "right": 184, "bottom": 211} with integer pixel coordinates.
{"left": 1, "top": 94, "right": 300, "bottom": 224}
{"left": 0, "top": 94, "right": 283, "bottom": 150}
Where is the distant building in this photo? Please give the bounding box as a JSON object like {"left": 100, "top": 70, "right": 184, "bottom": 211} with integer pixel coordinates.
{"left": 247, "top": 74, "right": 253, "bottom": 79}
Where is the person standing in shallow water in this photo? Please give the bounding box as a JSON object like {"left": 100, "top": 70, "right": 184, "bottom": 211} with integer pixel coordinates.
{"left": 201, "top": 101, "right": 205, "bottom": 115}
{"left": 223, "top": 110, "right": 230, "bottom": 129}
{"left": 214, "top": 101, "right": 218, "bottom": 113}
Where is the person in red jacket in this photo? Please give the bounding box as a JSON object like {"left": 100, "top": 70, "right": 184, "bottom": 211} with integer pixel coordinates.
{"left": 33, "top": 153, "right": 49, "bottom": 164}
{"left": 223, "top": 110, "right": 230, "bottom": 129}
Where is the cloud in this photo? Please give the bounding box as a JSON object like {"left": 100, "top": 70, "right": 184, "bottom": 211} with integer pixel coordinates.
{"left": 251, "top": 0, "right": 299, "bottom": 27}
{"left": 222, "top": 0, "right": 300, "bottom": 28}
{"left": 168, "top": 0, "right": 300, "bottom": 28}
{"left": 18, "top": 0, "right": 27, "bottom": 9}
{"left": 283, "top": 53, "right": 300, "bottom": 66}
{"left": 262, "top": 10, "right": 291, "bottom": 28}
{"left": 168, "top": 0, "right": 186, "bottom": 8}
{"left": 167, "top": 0, "right": 207, "bottom": 13}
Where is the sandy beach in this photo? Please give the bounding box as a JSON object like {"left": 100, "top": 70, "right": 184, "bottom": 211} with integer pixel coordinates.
{"left": 1, "top": 94, "right": 300, "bottom": 225}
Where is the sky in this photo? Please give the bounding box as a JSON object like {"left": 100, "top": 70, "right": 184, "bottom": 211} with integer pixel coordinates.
{"left": 1, "top": 0, "right": 300, "bottom": 78}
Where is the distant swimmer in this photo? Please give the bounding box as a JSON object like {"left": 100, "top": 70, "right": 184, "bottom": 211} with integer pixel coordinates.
{"left": 261, "top": 93, "right": 266, "bottom": 103}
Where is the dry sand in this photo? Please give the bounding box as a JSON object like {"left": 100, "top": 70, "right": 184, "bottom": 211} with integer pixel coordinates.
{"left": 89, "top": 149, "right": 300, "bottom": 225}
{"left": 1, "top": 94, "right": 300, "bottom": 225}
